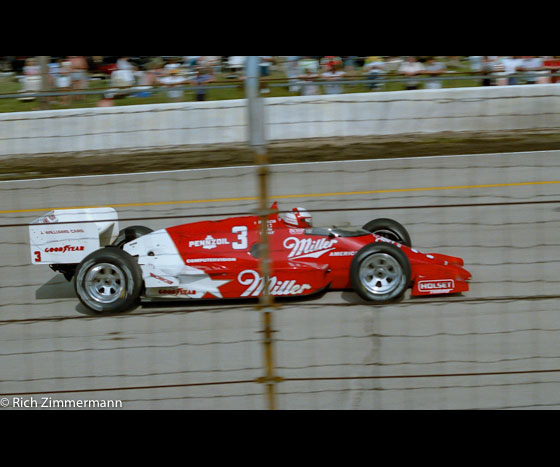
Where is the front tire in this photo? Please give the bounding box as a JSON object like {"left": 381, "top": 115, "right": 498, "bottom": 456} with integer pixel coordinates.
{"left": 350, "top": 243, "right": 411, "bottom": 303}
{"left": 74, "top": 247, "right": 143, "bottom": 314}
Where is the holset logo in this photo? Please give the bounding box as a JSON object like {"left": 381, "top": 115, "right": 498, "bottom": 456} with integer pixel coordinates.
{"left": 418, "top": 279, "right": 455, "bottom": 292}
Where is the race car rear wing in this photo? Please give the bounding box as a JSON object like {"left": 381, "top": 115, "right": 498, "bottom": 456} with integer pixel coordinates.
{"left": 29, "top": 207, "right": 119, "bottom": 265}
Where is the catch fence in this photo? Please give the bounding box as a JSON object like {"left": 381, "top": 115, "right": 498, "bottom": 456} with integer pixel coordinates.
{"left": 1, "top": 71, "right": 560, "bottom": 409}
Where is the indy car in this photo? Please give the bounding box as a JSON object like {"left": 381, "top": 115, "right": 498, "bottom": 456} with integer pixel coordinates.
{"left": 29, "top": 203, "right": 471, "bottom": 314}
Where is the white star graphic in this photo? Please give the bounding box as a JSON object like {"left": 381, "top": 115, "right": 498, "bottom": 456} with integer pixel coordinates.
{"left": 178, "top": 274, "right": 230, "bottom": 299}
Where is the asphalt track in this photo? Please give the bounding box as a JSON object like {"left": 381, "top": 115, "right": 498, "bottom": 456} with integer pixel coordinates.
{"left": 2, "top": 150, "right": 560, "bottom": 409}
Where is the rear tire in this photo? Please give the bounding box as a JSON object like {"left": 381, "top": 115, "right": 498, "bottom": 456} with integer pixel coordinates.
{"left": 74, "top": 247, "right": 143, "bottom": 314}
{"left": 362, "top": 218, "right": 412, "bottom": 247}
{"left": 350, "top": 243, "right": 411, "bottom": 303}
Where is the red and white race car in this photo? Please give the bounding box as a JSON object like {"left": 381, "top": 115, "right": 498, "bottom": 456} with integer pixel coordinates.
{"left": 29, "top": 202, "right": 471, "bottom": 314}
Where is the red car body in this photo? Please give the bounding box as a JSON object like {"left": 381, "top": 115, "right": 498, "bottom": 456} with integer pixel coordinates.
{"left": 158, "top": 204, "right": 471, "bottom": 300}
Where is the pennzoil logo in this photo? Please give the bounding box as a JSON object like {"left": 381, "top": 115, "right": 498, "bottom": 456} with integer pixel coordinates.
{"left": 418, "top": 279, "right": 455, "bottom": 293}
{"left": 189, "top": 235, "right": 230, "bottom": 250}
{"left": 44, "top": 245, "right": 85, "bottom": 253}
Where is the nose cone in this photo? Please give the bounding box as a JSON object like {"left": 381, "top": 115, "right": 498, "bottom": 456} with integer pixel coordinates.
{"left": 435, "top": 254, "right": 471, "bottom": 282}
{"left": 454, "top": 264, "right": 472, "bottom": 281}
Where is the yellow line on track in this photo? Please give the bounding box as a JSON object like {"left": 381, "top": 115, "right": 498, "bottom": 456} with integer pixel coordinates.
{"left": 2, "top": 180, "right": 560, "bottom": 215}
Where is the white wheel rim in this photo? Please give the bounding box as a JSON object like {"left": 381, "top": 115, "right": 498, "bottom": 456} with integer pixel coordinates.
{"left": 359, "top": 252, "right": 402, "bottom": 295}
{"left": 84, "top": 263, "right": 125, "bottom": 304}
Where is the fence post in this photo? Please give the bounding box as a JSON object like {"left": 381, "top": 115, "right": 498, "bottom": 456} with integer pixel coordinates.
{"left": 245, "top": 56, "right": 280, "bottom": 410}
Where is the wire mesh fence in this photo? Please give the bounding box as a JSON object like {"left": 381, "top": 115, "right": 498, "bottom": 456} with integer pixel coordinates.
{"left": 1, "top": 70, "right": 560, "bottom": 409}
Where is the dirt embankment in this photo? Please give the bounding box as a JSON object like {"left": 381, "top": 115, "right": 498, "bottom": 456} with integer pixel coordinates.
{"left": 2, "top": 130, "right": 560, "bottom": 181}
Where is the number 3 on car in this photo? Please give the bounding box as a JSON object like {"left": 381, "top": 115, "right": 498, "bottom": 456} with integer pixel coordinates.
{"left": 232, "top": 226, "right": 248, "bottom": 250}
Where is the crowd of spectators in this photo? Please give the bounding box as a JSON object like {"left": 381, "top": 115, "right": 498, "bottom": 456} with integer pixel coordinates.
{"left": 468, "top": 56, "right": 558, "bottom": 86}
{"left": 280, "top": 56, "right": 448, "bottom": 94}
{"left": 248, "top": 56, "right": 560, "bottom": 94}
{"left": 103, "top": 56, "right": 219, "bottom": 102}
{"left": 11, "top": 56, "right": 560, "bottom": 105}
{"left": 14, "top": 56, "right": 222, "bottom": 105}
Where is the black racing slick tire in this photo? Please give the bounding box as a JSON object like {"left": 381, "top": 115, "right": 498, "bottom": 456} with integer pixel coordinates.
{"left": 112, "top": 225, "right": 153, "bottom": 248}
{"left": 362, "top": 218, "right": 412, "bottom": 247}
{"left": 350, "top": 243, "right": 411, "bottom": 303}
{"left": 74, "top": 247, "right": 143, "bottom": 314}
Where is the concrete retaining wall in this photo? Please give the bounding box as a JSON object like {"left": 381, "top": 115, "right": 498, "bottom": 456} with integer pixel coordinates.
{"left": 1, "top": 85, "right": 559, "bottom": 157}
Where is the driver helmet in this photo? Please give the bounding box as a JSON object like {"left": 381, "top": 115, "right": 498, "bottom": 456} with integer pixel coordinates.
{"left": 281, "top": 207, "right": 313, "bottom": 228}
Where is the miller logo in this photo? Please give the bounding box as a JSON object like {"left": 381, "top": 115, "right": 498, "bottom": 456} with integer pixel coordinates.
{"left": 238, "top": 269, "right": 312, "bottom": 297}
{"left": 283, "top": 237, "right": 338, "bottom": 259}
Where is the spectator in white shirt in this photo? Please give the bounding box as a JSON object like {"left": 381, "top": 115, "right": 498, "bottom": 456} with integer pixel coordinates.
{"left": 398, "top": 56, "right": 425, "bottom": 90}
{"left": 322, "top": 63, "right": 346, "bottom": 94}
{"left": 298, "top": 66, "right": 320, "bottom": 96}
{"left": 500, "top": 56, "right": 523, "bottom": 85}
{"left": 112, "top": 57, "right": 137, "bottom": 87}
